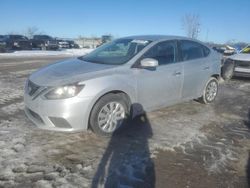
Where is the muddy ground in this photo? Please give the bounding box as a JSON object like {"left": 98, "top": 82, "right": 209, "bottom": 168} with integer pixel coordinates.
{"left": 0, "top": 56, "right": 249, "bottom": 188}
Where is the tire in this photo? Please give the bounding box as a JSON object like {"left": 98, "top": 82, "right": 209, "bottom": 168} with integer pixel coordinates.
{"left": 200, "top": 77, "right": 219, "bottom": 104}
{"left": 221, "top": 60, "right": 234, "bottom": 81}
{"left": 89, "top": 93, "right": 130, "bottom": 136}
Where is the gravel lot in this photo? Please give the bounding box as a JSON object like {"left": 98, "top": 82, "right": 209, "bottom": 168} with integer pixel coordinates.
{"left": 0, "top": 55, "right": 249, "bottom": 188}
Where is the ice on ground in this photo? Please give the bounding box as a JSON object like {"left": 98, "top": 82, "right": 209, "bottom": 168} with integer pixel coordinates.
{"left": 148, "top": 104, "right": 217, "bottom": 151}
{"left": 0, "top": 77, "right": 25, "bottom": 105}
{"left": 1, "top": 102, "right": 24, "bottom": 115}
{"left": 0, "top": 48, "right": 93, "bottom": 57}
{"left": 10, "top": 69, "right": 37, "bottom": 77}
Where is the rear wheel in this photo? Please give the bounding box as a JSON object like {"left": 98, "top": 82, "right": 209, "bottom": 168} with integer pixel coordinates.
{"left": 200, "top": 77, "right": 218, "bottom": 104}
{"left": 89, "top": 93, "right": 130, "bottom": 136}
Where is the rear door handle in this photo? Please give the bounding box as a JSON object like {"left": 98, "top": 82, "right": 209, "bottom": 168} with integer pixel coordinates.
{"left": 203, "top": 66, "right": 210, "bottom": 70}
{"left": 173, "top": 71, "right": 181, "bottom": 76}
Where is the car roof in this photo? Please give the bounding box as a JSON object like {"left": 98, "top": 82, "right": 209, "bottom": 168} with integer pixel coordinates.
{"left": 6, "top": 34, "right": 26, "bottom": 37}
{"left": 7, "top": 34, "right": 23, "bottom": 36}
{"left": 120, "top": 35, "right": 192, "bottom": 42}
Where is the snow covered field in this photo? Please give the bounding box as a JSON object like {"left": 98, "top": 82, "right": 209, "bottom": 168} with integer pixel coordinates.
{"left": 0, "top": 48, "right": 93, "bottom": 57}
{"left": 0, "top": 56, "right": 249, "bottom": 187}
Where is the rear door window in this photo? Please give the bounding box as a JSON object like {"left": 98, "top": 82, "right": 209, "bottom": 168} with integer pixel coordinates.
{"left": 180, "top": 40, "right": 207, "bottom": 61}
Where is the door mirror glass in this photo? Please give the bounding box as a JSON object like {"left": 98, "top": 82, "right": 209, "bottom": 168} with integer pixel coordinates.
{"left": 140, "top": 58, "right": 158, "bottom": 68}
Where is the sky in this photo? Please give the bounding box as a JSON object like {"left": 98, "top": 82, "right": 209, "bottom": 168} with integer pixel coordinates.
{"left": 0, "top": 0, "right": 249, "bottom": 43}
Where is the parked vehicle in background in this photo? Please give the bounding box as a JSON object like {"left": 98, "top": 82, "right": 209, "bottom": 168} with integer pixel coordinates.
{"left": 24, "top": 35, "right": 221, "bottom": 136}
{"left": 56, "top": 39, "right": 80, "bottom": 49}
{"left": 67, "top": 40, "right": 79, "bottom": 48}
{"left": 212, "top": 45, "right": 236, "bottom": 56}
{"left": 57, "top": 39, "right": 70, "bottom": 49}
{"left": 223, "top": 45, "right": 236, "bottom": 56}
{"left": 222, "top": 45, "right": 250, "bottom": 79}
{"left": 241, "top": 45, "right": 250, "bottom": 53}
{"left": 0, "top": 35, "right": 7, "bottom": 52}
{"left": 212, "top": 46, "right": 225, "bottom": 54}
{"left": 31, "top": 35, "right": 58, "bottom": 50}
{"left": 4, "top": 35, "right": 32, "bottom": 50}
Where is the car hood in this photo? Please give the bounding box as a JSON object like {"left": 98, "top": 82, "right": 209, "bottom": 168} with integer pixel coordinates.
{"left": 29, "top": 58, "right": 117, "bottom": 86}
{"left": 229, "top": 53, "right": 250, "bottom": 62}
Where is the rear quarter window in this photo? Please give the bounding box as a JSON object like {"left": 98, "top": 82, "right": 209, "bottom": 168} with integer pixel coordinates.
{"left": 203, "top": 46, "right": 211, "bottom": 57}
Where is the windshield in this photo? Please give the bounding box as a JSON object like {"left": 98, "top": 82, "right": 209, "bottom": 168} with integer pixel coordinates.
{"left": 241, "top": 46, "right": 250, "bottom": 54}
{"left": 79, "top": 38, "right": 151, "bottom": 65}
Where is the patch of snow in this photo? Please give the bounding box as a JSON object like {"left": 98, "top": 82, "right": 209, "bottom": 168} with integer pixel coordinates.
{"left": 148, "top": 104, "right": 217, "bottom": 151}
{"left": 1, "top": 102, "right": 24, "bottom": 115}
{"left": 0, "top": 48, "right": 93, "bottom": 57}
{"left": 33, "top": 180, "right": 53, "bottom": 188}
{"left": 0, "top": 80, "right": 24, "bottom": 105}
{"left": 10, "top": 69, "right": 37, "bottom": 77}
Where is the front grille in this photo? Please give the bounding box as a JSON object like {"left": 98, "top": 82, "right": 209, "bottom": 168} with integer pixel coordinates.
{"left": 27, "top": 80, "right": 40, "bottom": 96}
{"left": 28, "top": 109, "right": 44, "bottom": 124}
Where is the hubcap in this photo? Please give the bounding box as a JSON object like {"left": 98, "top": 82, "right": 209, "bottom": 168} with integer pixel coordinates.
{"left": 98, "top": 102, "right": 125, "bottom": 133}
{"left": 206, "top": 81, "right": 218, "bottom": 102}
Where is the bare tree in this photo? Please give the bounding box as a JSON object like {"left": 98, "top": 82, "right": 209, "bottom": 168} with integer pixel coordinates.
{"left": 26, "top": 26, "right": 39, "bottom": 39}
{"left": 182, "top": 14, "right": 201, "bottom": 39}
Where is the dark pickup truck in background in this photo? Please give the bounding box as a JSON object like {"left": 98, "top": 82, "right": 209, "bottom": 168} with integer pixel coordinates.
{"left": 4, "top": 35, "right": 32, "bottom": 50}
{"left": 31, "top": 35, "right": 58, "bottom": 50}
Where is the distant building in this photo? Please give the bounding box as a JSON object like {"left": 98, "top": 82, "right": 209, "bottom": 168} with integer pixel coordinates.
{"left": 74, "top": 37, "right": 102, "bottom": 49}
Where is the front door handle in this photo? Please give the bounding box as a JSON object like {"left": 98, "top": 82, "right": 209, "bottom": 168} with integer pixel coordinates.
{"left": 203, "top": 66, "right": 210, "bottom": 70}
{"left": 173, "top": 71, "right": 181, "bottom": 76}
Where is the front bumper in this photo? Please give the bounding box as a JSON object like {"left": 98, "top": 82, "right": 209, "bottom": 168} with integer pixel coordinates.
{"left": 234, "top": 60, "right": 250, "bottom": 78}
{"left": 234, "top": 67, "right": 250, "bottom": 78}
{"left": 24, "top": 90, "right": 93, "bottom": 132}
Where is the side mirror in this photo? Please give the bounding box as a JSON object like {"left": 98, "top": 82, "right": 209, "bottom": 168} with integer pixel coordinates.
{"left": 140, "top": 58, "right": 158, "bottom": 68}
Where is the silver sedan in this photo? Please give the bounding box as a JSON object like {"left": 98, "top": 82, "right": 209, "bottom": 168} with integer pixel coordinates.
{"left": 24, "top": 35, "right": 221, "bottom": 136}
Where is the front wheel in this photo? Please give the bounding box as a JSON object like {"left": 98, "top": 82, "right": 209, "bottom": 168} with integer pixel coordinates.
{"left": 200, "top": 77, "right": 218, "bottom": 104}
{"left": 89, "top": 93, "right": 130, "bottom": 136}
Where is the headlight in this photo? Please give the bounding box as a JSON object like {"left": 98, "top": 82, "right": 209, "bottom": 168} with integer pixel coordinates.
{"left": 44, "top": 84, "right": 84, "bottom": 100}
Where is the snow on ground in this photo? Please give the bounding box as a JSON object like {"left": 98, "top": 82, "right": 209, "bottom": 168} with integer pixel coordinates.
{"left": 0, "top": 48, "right": 93, "bottom": 57}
